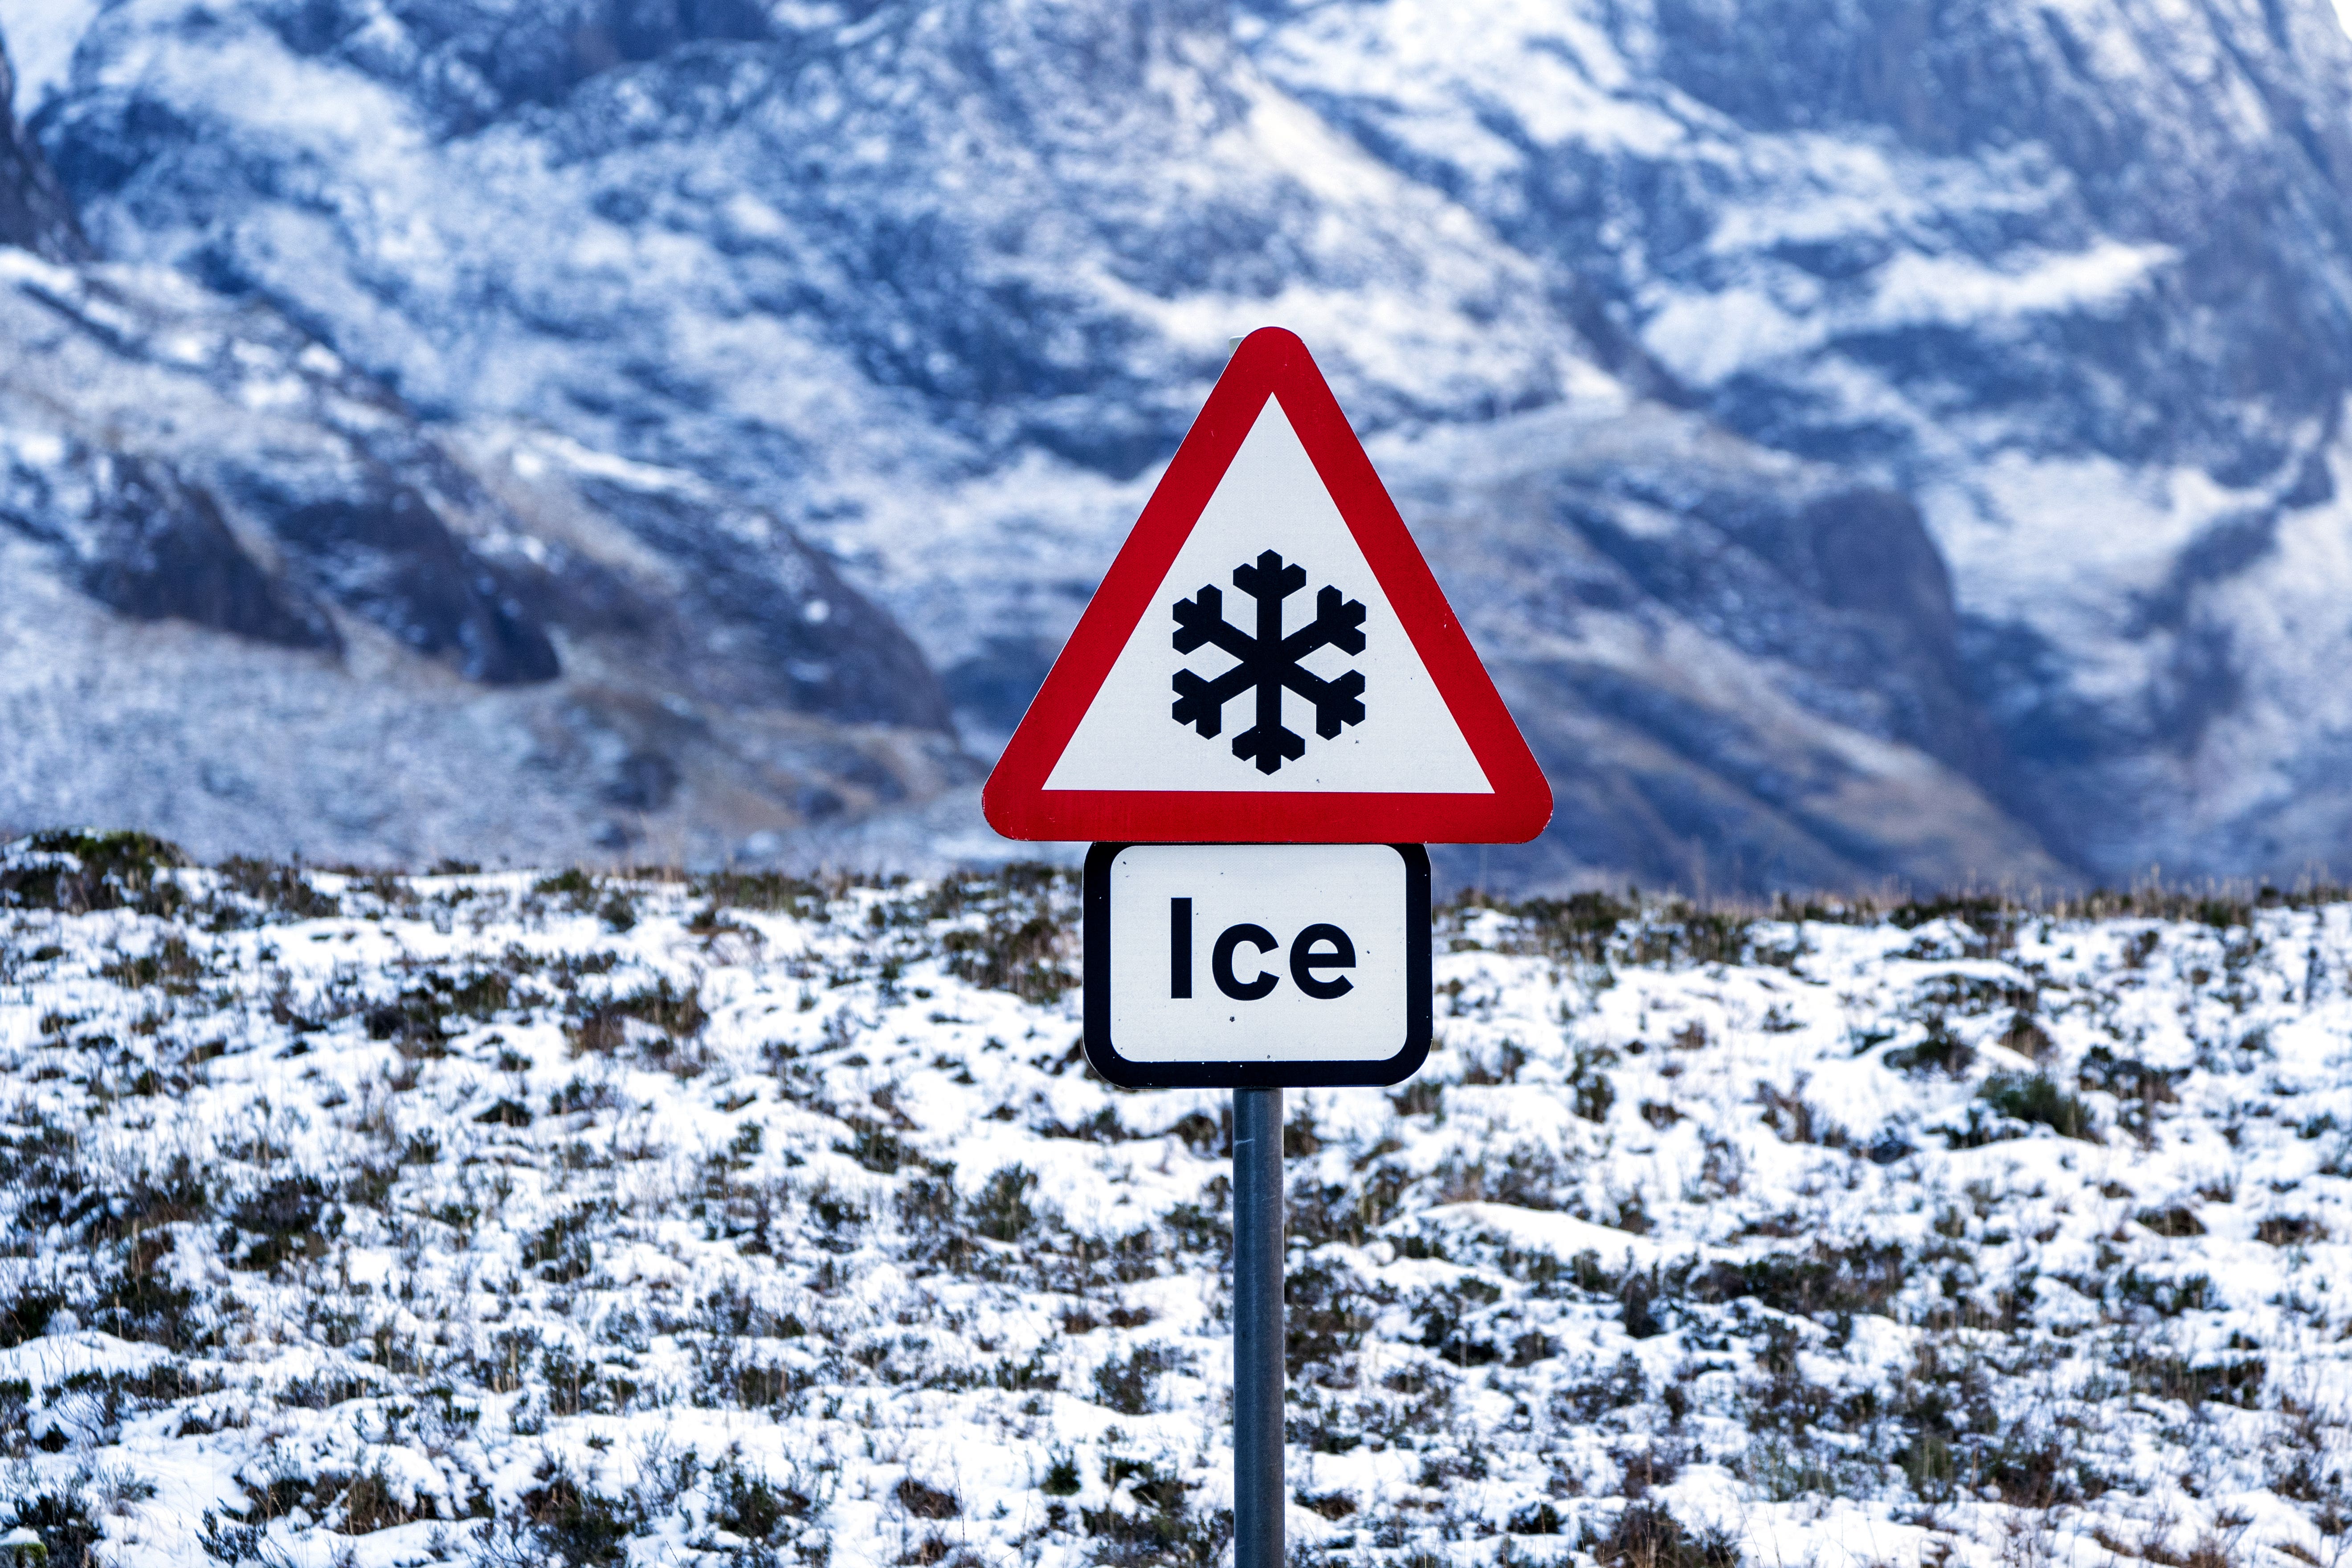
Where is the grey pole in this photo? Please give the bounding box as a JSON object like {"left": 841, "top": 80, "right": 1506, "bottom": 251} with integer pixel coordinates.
{"left": 1233, "top": 1086, "right": 1284, "bottom": 1568}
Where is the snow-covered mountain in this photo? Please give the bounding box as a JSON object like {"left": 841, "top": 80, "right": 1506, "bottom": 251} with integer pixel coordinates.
{"left": 0, "top": 23, "right": 970, "bottom": 868}
{"left": 1257, "top": 0, "right": 2352, "bottom": 880}
{"left": 5, "top": 0, "right": 2352, "bottom": 886}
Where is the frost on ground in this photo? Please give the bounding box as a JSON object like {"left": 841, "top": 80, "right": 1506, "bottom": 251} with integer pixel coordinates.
{"left": 2, "top": 832, "right": 2351, "bottom": 1568}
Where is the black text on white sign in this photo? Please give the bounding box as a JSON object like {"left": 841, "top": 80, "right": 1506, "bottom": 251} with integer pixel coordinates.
{"left": 1082, "top": 842, "right": 1432, "bottom": 1088}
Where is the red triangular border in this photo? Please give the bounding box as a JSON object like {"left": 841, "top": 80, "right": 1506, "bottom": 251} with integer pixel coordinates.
{"left": 982, "top": 327, "right": 1553, "bottom": 844}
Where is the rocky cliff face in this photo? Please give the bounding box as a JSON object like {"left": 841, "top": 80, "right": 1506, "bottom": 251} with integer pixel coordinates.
{"left": 0, "top": 32, "right": 82, "bottom": 261}
{"left": 5, "top": 0, "right": 2352, "bottom": 886}
{"left": 1258, "top": 0, "right": 2352, "bottom": 882}
{"left": 0, "top": 249, "right": 971, "bottom": 865}
{"left": 0, "top": 33, "right": 966, "bottom": 866}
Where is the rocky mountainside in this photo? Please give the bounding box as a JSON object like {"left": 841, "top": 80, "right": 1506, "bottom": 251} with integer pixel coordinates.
{"left": 0, "top": 25, "right": 968, "bottom": 868}
{"left": 1259, "top": 0, "right": 2352, "bottom": 882}
{"left": 4, "top": 0, "right": 2352, "bottom": 886}
{"left": 0, "top": 33, "right": 82, "bottom": 262}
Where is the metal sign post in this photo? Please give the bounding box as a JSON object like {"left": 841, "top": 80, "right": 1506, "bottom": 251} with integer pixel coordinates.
{"left": 1081, "top": 843, "right": 1425, "bottom": 1562}
{"left": 978, "top": 326, "right": 1552, "bottom": 1568}
{"left": 1233, "top": 1086, "right": 1285, "bottom": 1568}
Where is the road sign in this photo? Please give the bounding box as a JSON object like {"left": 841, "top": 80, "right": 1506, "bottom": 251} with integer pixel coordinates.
{"left": 1082, "top": 842, "right": 1430, "bottom": 1088}
{"left": 983, "top": 328, "right": 1548, "bottom": 1568}
{"left": 983, "top": 327, "right": 1552, "bottom": 844}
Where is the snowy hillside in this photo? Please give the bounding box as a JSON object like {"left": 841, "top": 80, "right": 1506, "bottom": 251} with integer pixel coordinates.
{"left": 6, "top": 0, "right": 2352, "bottom": 885}
{"left": 0, "top": 24, "right": 974, "bottom": 870}
{"left": 6, "top": 832, "right": 2352, "bottom": 1566}
{"left": 0, "top": 124, "right": 975, "bottom": 868}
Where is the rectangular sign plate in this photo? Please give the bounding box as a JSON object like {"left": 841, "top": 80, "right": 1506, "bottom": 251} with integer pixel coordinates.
{"left": 1082, "top": 841, "right": 1431, "bottom": 1088}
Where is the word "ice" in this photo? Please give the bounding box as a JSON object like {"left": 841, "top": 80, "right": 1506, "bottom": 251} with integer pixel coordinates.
{"left": 1167, "top": 898, "right": 1356, "bottom": 1001}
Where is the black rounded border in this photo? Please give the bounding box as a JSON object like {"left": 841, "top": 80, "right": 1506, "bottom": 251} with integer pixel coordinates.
{"left": 1082, "top": 842, "right": 1433, "bottom": 1088}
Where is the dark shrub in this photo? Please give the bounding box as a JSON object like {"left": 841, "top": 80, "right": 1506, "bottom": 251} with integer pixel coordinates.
{"left": 1511, "top": 1500, "right": 1564, "bottom": 1535}
{"left": 216, "top": 857, "right": 339, "bottom": 920}
{"left": 1093, "top": 1344, "right": 1183, "bottom": 1416}
{"left": 1978, "top": 1071, "right": 2097, "bottom": 1140}
{"left": 1885, "top": 1021, "right": 1973, "bottom": 1077}
{"left": 571, "top": 979, "right": 708, "bottom": 1058}
{"left": 1689, "top": 1241, "right": 1908, "bottom": 1321}
{"left": 12, "top": 1488, "right": 102, "bottom": 1568}
{"left": 713, "top": 1463, "right": 808, "bottom": 1542}
{"left": 98, "top": 936, "right": 212, "bottom": 994}
{"left": 1586, "top": 1503, "right": 1739, "bottom": 1568}
{"left": 89, "top": 1265, "right": 201, "bottom": 1348}
{"left": 837, "top": 1119, "right": 911, "bottom": 1175}
{"left": 1980, "top": 1436, "right": 2073, "bottom": 1507}
{"left": 1286, "top": 1261, "right": 1375, "bottom": 1380}
{"left": 1041, "top": 1454, "right": 1082, "bottom": 1496}
{"left": 342, "top": 1467, "right": 423, "bottom": 1532}
{"left": 524, "top": 1209, "right": 598, "bottom": 1283}
{"left": 518, "top": 1466, "right": 635, "bottom": 1566}
{"left": 88, "top": 1156, "right": 210, "bottom": 1243}
{"left": 895, "top": 1477, "right": 959, "bottom": 1519}
{"left": 2136, "top": 1207, "right": 2205, "bottom": 1238}
{"left": 230, "top": 1174, "right": 331, "bottom": 1271}
{"left": 970, "top": 1166, "right": 1037, "bottom": 1243}
{"left": 1622, "top": 1271, "right": 1663, "bottom": 1339}
{"left": 2114, "top": 1269, "right": 2217, "bottom": 1315}
{"left": 2, "top": 830, "right": 186, "bottom": 915}
{"left": 691, "top": 871, "right": 828, "bottom": 919}
{"left": 1081, "top": 1457, "right": 1225, "bottom": 1568}
{"left": 0, "top": 1289, "right": 65, "bottom": 1348}
{"left": 1512, "top": 890, "right": 1635, "bottom": 962}
{"left": 2132, "top": 1355, "right": 2264, "bottom": 1408}
{"left": 941, "top": 912, "right": 1073, "bottom": 1003}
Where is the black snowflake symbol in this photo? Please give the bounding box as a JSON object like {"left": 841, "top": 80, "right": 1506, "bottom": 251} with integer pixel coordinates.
{"left": 1170, "top": 549, "right": 1367, "bottom": 774}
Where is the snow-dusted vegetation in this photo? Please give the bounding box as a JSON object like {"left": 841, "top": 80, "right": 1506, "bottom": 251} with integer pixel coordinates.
{"left": 3, "top": 833, "right": 2351, "bottom": 1568}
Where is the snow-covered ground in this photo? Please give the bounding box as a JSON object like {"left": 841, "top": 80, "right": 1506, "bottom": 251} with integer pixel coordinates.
{"left": 3, "top": 834, "right": 2350, "bottom": 1568}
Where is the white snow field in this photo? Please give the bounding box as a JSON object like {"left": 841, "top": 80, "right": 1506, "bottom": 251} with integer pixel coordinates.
{"left": 2, "top": 834, "right": 2351, "bottom": 1568}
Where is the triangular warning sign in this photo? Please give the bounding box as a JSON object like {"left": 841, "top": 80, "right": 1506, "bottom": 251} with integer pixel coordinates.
{"left": 984, "top": 327, "right": 1553, "bottom": 844}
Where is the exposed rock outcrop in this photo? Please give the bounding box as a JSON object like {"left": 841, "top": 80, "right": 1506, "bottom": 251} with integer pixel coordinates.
{"left": 0, "top": 33, "right": 86, "bottom": 262}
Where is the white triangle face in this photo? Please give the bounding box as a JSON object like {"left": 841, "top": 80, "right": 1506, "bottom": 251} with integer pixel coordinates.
{"left": 1045, "top": 400, "right": 1494, "bottom": 795}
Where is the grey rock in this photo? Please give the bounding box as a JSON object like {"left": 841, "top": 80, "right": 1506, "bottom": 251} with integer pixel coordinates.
{"left": 0, "top": 31, "right": 86, "bottom": 261}
{"left": 55, "top": 451, "right": 338, "bottom": 651}
{"left": 1388, "top": 404, "right": 2069, "bottom": 891}
{"left": 0, "top": 426, "right": 336, "bottom": 649}
{"left": 251, "top": 477, "right": 559, "bottom": 685}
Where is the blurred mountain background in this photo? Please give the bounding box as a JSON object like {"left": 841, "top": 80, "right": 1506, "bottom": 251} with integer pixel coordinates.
{"left": 3, "top": 0, "right": 2351, "bottom": 894}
